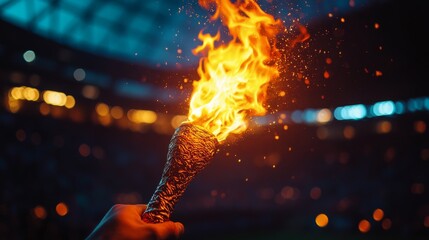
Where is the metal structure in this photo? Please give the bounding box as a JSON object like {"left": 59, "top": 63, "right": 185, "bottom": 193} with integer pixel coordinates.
{"left": 0, "top": 0, "right": 384, "bottom": 68}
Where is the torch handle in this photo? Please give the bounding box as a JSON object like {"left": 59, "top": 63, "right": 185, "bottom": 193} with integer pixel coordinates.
{"left": 142, "top": 123, "right": 218, "bottom": 223}
{"left": 141, "top": 154, "right": 194, "bottom": 223}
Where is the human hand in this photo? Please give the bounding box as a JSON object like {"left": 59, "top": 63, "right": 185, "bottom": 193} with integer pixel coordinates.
{"left": 85, "top": 204, "right": 184, "bottom": 240}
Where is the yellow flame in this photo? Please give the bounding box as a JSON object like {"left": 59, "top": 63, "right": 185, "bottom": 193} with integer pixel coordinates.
{"left": 187, "top": 0, "right": 282, "bottom": 142}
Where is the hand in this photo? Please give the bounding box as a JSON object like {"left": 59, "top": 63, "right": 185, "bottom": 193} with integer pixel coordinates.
{"left": 85, "top": 204, "right": 184, "bottom": 240}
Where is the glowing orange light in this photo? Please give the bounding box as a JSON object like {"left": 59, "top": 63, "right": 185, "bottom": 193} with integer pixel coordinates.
{"left": 56, "top": 202, "right": 68, "bottom": 216}
{"left": 10, "top": 87, "right": 24, "bottom": 100}
{"left": 375, "top": 70, "right": 383, "bottom": 77}
{"left": 127, "top": 109, "right": 157, "bottom": 124}
{"left": 310, "top": 187, "right": 322, "bottom": 200}
{"left": 23, "top": 87, "right": 40, "bottom": 101}
{"left": 382, "top": 218, "right": 392, "bottom": 230}
{"left": 10, "top": 86, "right": 39, "bottom": 101}
{"left": 39, "top": 103, "right": 50, "bottom": 115}
{"left": 79, "top": 144, "right": 91, "bottom": 157}
{"left": 187, "top": 0, "right": 282, "bottom": 142}
{"left": 343, "top": 126, "right": 355, "bottom": 139}
{"left": 376, "top": 120, "right": 392, "bottom": 134}
{"left": 315, "top": 213, "right": 329, "bottom": 227}
{"left": 374, "top": 23, "right": 380, "bottom": 29}
{"left": 7, "top": 97, "right": 21, "bottom": 113}
{"left": 414, "top": 120, "right": 427, "bottom": 133}
{"left": 358, "top": 219, "right": 371, "bottom": 233}
{"left": 96, "top": 103, "right": 109, "bottom": 116}
{"left": 304, "top": 78, "right": 310, "bottom": 85}
{"left": 65, "top": 95, "right": 75, "bottom": 109}
{"left": 43, "top": 90, "right": 67, "bottom": 106}
{"left": 373, "top": 208, "right": 384, "bottom": 221}
{"left": 111, "top": 106, "right": 124, "bottom": 119}
{"left": 33, "top": 205, "right": 47, "bottom": 219}
{"left": 171, "top": 115, "right": 188, "bottom": 129}
{"left": 323, "top": 71, "right": 330, "bottom": 79}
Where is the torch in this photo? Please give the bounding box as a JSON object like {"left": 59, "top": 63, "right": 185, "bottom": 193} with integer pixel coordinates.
{"left": 142, "top": 123, "right": 218, "bottom": 223}
{"left": 142, "top": 0, "right": 283, "bottom": 223}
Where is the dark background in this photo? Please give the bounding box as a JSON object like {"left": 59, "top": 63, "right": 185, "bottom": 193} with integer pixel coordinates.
{"left": 1, "top": 0, "right": 428, "bottom": 239}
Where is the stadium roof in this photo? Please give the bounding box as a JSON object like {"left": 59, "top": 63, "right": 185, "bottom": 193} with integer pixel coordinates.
{"left": 0, "top": 0, "right": 384, "bottom": 68}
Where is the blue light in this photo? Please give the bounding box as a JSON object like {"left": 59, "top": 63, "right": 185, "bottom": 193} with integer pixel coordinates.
{"left": 395, "top": 101, "right": 405, "bottom": 114}
{"left": 334, "top": 107, "right": 344, "bottom": 120}
{"left": 371, "top": 101, "right": 395, "bottom": 116}
{"left": 348, "top": 104, "right": 367, "bottom": 119}
{"left": 115, "top": 79, "right": 154, "bottom": 100}
{"left": 252, "top": 96, "right": 429, "bottom": 127}
{"left": 340, "top": 107, "right": 351, "bottom": 120}
{"left": 23, "top": 50, "right": 36, "bottom": 63}
{"left": 407, "top": 98, "right": 424, "bottom": 112}
{"left": 303, "top": 109, "right": 317, "bottom": 123}
{"left": 253, "top": 115, "right": 275, "bottom": 125}
{"left": 424, "top": 98, "right": 429, "bottom": 110}
{"left": 334, "top": 104, "right": 367, "bottom": 120}
{"left": 2, "top": 1, "right": 29, "bottom": 26}
{"left": 291, "top": 110, "right": 303, "bottom": 123}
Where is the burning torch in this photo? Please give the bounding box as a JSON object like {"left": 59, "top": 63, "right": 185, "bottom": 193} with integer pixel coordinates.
{"left": 142, "top": 0, "right": 282, "bottom": 223}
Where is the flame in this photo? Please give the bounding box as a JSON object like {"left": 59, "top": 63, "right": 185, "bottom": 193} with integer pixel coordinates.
{"left": 187, "top": 0, "right": 282, "bottom": 142}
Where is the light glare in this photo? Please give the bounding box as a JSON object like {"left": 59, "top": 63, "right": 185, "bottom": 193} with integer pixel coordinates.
{"left": 43, "top": 91, "right": 67, "bottom": 106}
{"left": 23, "top": 50, "right": 36, "bottom": 62}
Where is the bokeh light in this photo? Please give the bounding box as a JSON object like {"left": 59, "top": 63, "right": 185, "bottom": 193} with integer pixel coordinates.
{"left": 373, "top": 208, "right": 384, "bottom": 221}
{"left": 343, "top": 126, "right": 355, "bottom": 139}
{"left": 79, "top": 144, "right": 91, "bottom": 157}
{"left": 376, "top": 121, "right": 392, "bottom": 134}
{"left": 23, "top": 50, "right": 36, "bottom": 62}
{"left": 315, "top": 213, "right": 329, "bottom": 227}
{"left": 111, "top": 106, "right": 124, "bottom": 119}
{"left": 96, "top": 103, "right": 110, "bottom": 117}
{"left": 358, "top": 219, "right": 371, "bottom": 233}
{"left": 316, "top": 108, "right": 332, "bottom": 124}
{"left": 0, "top": 0, "right": 428, "bottom": 239}
{"left": 414, "top": 120, "right": 426, "bottom": 133}
{"left": 73, "top": 68, "right": 86, "bottom": 81}
{"left": 33, "top": 206, "right": 47, "bottom": 219}
{"left": 127, "top": 109, "right": 157, "bottom": 124}
{"left": 310, "top": 187, "right": 322, "bottom": 200}
{"left": 382, "top": 218, "right": 392, "bottom": 230}
{"left": 55, "top": 202, "right": 68, "bottom": 217}
{"left": 43, "top": 91, "right": 67, "bottom": 106}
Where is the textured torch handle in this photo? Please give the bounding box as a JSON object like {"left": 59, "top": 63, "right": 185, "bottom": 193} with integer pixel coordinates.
{"left": 142, "top": 123, "right": 218, "bottom": 223}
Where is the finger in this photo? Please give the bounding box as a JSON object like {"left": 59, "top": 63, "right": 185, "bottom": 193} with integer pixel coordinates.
{"left": 174, "top": 222, "right": 185, "bottom": 237}
{"left": 153, "top": 221, "right": 184, "bottom": 240}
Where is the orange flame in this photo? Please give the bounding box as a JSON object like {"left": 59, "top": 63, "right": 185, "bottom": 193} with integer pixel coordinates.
{"left": 187, "top": 0, "right": 282, "bottom": 142}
